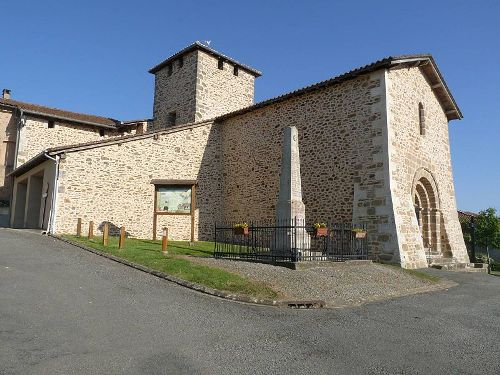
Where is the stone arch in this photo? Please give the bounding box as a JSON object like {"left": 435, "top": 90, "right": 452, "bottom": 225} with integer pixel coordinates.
{"left": 411, "top": 168, "right": 440, "bottom": 209}
{"left": 411, "top": 168, "right": 447, "bottom": 258}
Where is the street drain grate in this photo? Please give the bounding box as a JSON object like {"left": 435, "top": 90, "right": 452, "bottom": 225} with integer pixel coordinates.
{"left": 286, "top": 301, "right": 324, "bottom": 309}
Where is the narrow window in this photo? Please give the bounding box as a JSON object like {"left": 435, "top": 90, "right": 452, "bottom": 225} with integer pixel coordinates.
{"left": 167, "top": 63, "right": 173, "bottom": 76}
{"left": 167, "top": 111, "right": 177, "bottom": 126}
{"left": 418, "top": 102, "right": 425, "bottom": 135}
{"left": 99, "top": 129, "right": 105, "bottom": 137}
{"left": 218, "top": 58, "right": 224, "bottom": 70}
{"left": 178, "top": 57, "right": 184, "bottom": 68}
{"left": 233, "top": 66, "right": 239, "bottom": 76}
{"left": 48, "top": 120, "right": 55, "bottom": 129}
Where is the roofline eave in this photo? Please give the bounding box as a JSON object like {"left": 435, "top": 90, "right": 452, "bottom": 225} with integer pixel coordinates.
{"left": 8, "top": 151, "right": 50, "bottom": 178}
{"left": 22, "top": 109, "right": 119, "bottom": 129}
{"left": 148, "top": 41, "right": 262, "bottom": 77}
{"left": 389, "top": 57, "right": 462, "bottom": 120}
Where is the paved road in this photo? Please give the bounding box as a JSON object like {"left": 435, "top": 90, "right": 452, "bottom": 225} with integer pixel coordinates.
{"left": 1, "top": 229, "right": 499, "bottom": 374}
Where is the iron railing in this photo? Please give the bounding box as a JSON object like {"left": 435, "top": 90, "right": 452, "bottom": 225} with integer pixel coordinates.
{"left": 214, "top": 218, "right": 368, "bottom": 262}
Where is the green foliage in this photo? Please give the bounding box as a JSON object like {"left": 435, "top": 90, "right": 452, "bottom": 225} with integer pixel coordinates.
{"left": 491, "top": 261, "right": 500, "bottom": 272}
{"left": 475, "top": 208, "right": 500, "bottom": 248}
{"left": 462, "top": 232, "right": 472, "bottom": 243}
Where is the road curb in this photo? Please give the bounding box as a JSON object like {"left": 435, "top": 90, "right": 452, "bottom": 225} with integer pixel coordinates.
{"left": 49, "top": 235, "right": 325, "bottom": 309}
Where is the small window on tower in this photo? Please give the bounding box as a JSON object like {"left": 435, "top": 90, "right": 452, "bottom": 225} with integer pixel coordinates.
{"left": 99, "top": 129, "right": 105, "bottom": 137}
{"left": 218, "top": 58, "right": 224, "bottom": 70}
{"left": 167, "top": 111, "right": 177, "bottom": 126}
{"left": 418, "top": 102, "right": 425, "bottom": 135}
{"left": 167, "top": 63, "right": 173, "bottom": 76}
{"left": 233, "top": 66, "right": 239, "bottom": 76}
{"left": 178, "top": 57, "right": 184, "bottom": 68}
{"left": 48, "top": 120, "right": 55, "bottom": 129}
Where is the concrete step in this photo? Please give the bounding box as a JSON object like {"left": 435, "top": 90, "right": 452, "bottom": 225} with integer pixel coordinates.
{"left": 429, "top": 257, "right": 456, "bottom": 266}
{"left": 426, "top": 253, "right": 442, "bottom": 259}
{"left": 430, "top": 262, "right": 489, "bottom": 273}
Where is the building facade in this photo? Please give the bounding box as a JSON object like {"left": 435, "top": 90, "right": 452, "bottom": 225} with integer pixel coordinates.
{"left": 3, "top": 42, "right": 469, "bottom": 268}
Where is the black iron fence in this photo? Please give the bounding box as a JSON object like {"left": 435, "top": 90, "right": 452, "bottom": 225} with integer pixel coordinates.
{"left": 214, "top": 219, "right": 368, "bottom": 262}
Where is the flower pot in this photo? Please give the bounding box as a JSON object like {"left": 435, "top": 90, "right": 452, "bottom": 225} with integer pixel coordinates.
{"left": 234, "top": 227, "right": 249, "bottom": 236}
{"left": 314, "top": 227, "right": 328, "bottom": 237}
{"left": 352, "top": 230, "right": 367, "bottom": 239}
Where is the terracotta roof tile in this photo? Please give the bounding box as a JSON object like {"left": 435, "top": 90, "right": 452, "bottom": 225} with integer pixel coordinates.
{"left": 216, "top": 54, "right": 462, "bottom": 122}
{"left": 0, "top": 98, "right": 119, "bottom": 128}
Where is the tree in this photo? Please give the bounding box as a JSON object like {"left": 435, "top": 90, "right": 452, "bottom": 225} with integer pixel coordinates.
{"left": 475, "top": 208, "right": 500, "bottom": 249}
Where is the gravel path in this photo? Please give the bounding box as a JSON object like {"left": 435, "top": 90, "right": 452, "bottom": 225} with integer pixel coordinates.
{"left": 189, "top": 257, "right": 456, "bottom": 307}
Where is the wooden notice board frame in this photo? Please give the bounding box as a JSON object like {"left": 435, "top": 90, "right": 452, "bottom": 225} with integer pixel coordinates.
{"left": 151, "top": 180, "right": 197, "bottom": 242}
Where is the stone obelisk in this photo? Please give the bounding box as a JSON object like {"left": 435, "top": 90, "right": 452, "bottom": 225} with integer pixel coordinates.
{"left": 273, "top": 126, "right": 310, "bottom": 259}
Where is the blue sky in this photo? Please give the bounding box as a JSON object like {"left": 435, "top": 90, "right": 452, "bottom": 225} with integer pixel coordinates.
{"left": 2, "top": 0, "right": 498, "bottom": 212}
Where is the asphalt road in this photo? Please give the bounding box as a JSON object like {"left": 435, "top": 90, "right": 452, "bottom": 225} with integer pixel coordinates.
{"left": 1, "top": 229, "right": 499, "bottom": 375}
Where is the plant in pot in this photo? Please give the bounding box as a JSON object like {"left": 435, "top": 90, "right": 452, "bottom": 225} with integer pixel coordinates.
{"left": 313, "top": 222, "right": 328, "bottom": 237}
{"left": 234, "top": 223, "right": 249, "bottom": 236}
{"left": 352, "top": 227, "right": 367, "bottom": 239}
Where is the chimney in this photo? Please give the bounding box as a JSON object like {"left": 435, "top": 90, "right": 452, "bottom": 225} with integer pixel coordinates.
{"left": 2, "top": 89, "right": 11, "bottom": 99}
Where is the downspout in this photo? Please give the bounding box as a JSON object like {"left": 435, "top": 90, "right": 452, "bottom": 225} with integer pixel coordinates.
{"left": 44, "top": 153, "right": 60, "bottom": 234}
{"left": 13, "top": 108, "right": 25, "bottom": 169}
{"left": 8, "top": 108, "right": 24, "bottom": 227}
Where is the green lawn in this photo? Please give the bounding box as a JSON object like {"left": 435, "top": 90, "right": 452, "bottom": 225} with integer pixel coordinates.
{"left": 63, "top": 235, "right": 278, "bottom": 299}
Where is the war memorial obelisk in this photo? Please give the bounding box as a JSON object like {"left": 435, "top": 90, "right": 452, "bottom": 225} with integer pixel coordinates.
{"left": 273, "top": 126, "right": 310, "bottom": 259}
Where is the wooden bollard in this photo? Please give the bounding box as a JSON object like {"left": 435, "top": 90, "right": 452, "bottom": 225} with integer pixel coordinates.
{"left": 162, "top": 227, "right": 168, "bottom": 255}
{"left": 102, "top": 222, "right": 109, "bottom": 246}
{"left": 119, "top": 226, "right": 126, "bottom": 249}
{"left": 88, "top": 221, "right": 94, "bottom": 240}
{"left": 76, "top": 218, "right": 82, "bottom": 237}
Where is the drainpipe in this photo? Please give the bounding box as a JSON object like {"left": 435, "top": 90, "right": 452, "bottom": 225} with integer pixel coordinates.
{"left": 13, "top": 108, "right": 25, "bottom": 170}
{"left": 8, "top": 108, "right": 24, "bottom": 226}
{"left": 44, "top": 153, "right": 60, "bottom": 234}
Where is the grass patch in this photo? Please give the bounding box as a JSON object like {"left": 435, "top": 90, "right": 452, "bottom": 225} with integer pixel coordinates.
{"left": 63, "top": 235, "right": 278, "bottom": 299}
{"left": 380, "top": 263, "right": 441, "bottom": 283}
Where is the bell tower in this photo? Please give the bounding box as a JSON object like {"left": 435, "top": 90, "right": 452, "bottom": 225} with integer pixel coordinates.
{"left": 149, "top": 42, "right": 261, "bottom": 130}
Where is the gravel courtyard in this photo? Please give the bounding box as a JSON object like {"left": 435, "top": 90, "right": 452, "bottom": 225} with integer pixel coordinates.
{"left": 189, "top": 257, "right": 456, "bottom": 307}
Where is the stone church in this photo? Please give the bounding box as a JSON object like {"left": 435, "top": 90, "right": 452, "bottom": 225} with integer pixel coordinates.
{"left": 0, "top": 42, "right": 469, "bottom": 268}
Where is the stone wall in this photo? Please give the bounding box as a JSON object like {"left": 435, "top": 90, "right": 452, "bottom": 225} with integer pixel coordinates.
{"left": 17, "top": 116, "right": 131, "bottom": 166}
{"left": 151, "top": 49, "right": 256, "bottom": 130}
{"left": 350, "top": 70, "right": 400, "bottom": 265}
{"left": 54, "top": 121, "right": 222, "bottom": 240}
{"left": 218, "top": 72, "right": 392, "bottom": 241}
{"left": 13, "top": 60, "right": 466, "bottom": 269}
{"left": 386, "top": 66, "right": 469, "bottom": 267}
{"left": 195, "top": 51, "right": 255, "bottom": 121}
{"left": 0, "top": 109, "right": 17, "bottom": 202}
{"left": 152, "top": 51, "right": 198, "bottom": 130}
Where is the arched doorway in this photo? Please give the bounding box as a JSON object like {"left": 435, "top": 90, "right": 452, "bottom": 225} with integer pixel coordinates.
{"left": 412, "top": 169, "right": 445, "bottom": 258}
